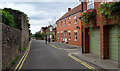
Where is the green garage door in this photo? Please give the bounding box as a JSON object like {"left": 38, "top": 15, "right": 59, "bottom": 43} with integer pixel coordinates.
{"left": 90, "top": 28, "right": 100, "bottom": 55}
{"left": 109, "top": 25, "right": 120, "bottom": 61}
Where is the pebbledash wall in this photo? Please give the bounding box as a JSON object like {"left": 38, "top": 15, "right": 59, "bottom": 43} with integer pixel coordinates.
{"left": 82, "top": 2, "right": 120, "bottom": 61}
{"left": 56, "top": 5, "right": 82, "bottom": 46}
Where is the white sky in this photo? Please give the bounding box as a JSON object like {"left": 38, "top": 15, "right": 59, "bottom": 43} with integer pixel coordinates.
{"left": 0, "top": 2, "right": 80, "bottom": 34}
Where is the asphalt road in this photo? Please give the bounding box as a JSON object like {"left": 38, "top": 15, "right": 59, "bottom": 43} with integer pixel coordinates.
{"left": 21, "top": 40, "right": 91, "bottom": 70}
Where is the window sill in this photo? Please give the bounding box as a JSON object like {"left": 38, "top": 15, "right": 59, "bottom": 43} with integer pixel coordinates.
{"left": 74, "top": 40, "right": 77, "bottom": 41}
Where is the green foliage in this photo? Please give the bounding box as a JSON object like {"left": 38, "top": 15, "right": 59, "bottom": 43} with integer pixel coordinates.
{"left": 1, "top": 8, "right": 31, "bottom": 30}
{"left": 24, "top": 47, "right": 26, "bottom": 51}
{"left": 81, "top": 9, "right": 96, "bottom": 34}
{"left": 97, "top": 2, "right": 120, "bottom": 24}
{"left": 19, "top": 47, "right": 22, "bottom": 52}
{"left": 11, "top": 61, "right": 16, "bottom": 65}
{"left": 16, "top": 56, "right": 20, "bottom": 61}
{"left": 1, "top": 10, "right": 15, "bottom": 28}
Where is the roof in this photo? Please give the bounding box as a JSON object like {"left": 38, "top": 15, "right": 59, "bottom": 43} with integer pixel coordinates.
{"left": 41, "top": 27, "right": 48, "bottom": 31}
{"left": 56, "top": 4, "right": 81, "bottom": 22}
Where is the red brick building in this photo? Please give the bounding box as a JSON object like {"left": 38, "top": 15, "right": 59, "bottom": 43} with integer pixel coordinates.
{"left": 82, "top": 1, "right": 120, "bottom": 61}
{"left": 56, "top": 4, "right": 82, "bottom": 46}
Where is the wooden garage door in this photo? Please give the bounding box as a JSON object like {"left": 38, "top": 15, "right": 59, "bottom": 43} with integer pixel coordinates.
{"left": 90, "top": 28, "right": 100, "bottom": 55}
{"left": 109, "top": 25, "right": 120, "bottom": 61}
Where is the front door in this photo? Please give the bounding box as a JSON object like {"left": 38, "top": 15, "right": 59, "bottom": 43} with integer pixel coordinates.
{"left": 64, "top": 32, "right": 67, "bottom": 42}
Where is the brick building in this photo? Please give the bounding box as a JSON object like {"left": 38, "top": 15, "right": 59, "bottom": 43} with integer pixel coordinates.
{"left": 56, "top": 4, "right": 82, "bottom": 46}
{"left": 81, "top": 1, "right": 120, "bottom": 61}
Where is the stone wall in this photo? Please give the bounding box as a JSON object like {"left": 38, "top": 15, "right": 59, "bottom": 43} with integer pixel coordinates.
{"left": 0, "top": 23, "right": 2, "bottom": 70}
{"left": 2, "top": 24, "right": 21, "bottom": 69}
{"left": 21, "top": 15, "right": 30, "bottom": 50}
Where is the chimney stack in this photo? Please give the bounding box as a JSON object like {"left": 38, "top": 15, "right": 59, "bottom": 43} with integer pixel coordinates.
{"left": 68, "top": 8, "right": 71, "bottom": 11}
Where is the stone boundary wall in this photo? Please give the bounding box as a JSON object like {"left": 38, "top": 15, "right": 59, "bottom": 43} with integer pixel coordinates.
{"left": 2, "top": 24, "right": 21, "bottom": 69}
{"left": 0, "top": 23, "right": 2, "bottom": 71}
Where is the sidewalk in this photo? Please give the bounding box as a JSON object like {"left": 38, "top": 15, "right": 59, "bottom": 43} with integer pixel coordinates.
{"left": 51, "top": 41, "right": 119, "bottom": 70}
{"left": 51, "top": 42, "right": 81, "bottom": 49}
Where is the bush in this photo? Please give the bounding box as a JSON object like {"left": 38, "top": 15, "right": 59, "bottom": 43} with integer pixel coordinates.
{"left": 1, "top": 10, "right": 15, "bottom": 28}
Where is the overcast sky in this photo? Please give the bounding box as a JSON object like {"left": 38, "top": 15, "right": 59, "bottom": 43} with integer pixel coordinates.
{"left": 0, "top": 2, "right": 80, "bottom": 34}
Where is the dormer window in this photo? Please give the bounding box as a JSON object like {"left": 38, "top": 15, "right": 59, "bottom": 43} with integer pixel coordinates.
{"left": 87, "top": 0, "right": 94, "bottom": 10}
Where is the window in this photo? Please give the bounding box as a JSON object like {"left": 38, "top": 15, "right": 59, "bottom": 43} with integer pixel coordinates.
{"left": 74, "top": 31, "right": 77, "bottom": 41}
{"left": 68, "top": 31, "right": 71, "bottom": 40}
{"left": 50, "top": 27, "right": 52, "bottom": 31}
{"left": 61, "top": 21, "right": 62, "bottom": 27}
{"left": 58, "top": 32, "right": 59, "bottom": 39}
{"left": 64, "top": 19, "right": 66, "bottom": 26}
{"left": 87, "top": 0, "right": 94, "bottom": 10}
{"left": 74, "top": 14, "right": 77, "bottom": 24}
{"left": 68, "top": 17, "right": 71, "bottom": 25}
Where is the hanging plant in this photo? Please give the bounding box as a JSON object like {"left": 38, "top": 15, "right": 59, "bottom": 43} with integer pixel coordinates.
{"left": 97, "top": 1, "right": 120, "bottom": 25}
{"left": 80, "top": 9, "right": 96, "bottom": 34}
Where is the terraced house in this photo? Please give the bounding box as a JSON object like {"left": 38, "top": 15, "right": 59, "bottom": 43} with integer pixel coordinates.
{"left": 56, "top": 4, "right": 82, "bottom": 46}
{"left": 81, "top": 0, "right": 120, "bottom": 61}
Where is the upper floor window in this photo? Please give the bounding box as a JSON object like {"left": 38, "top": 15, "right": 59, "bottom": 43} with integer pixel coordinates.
{"left": 74, "top": 14, "right": 77, "bottom": 24}
{"left": 87, "top": 0, "right": 94, "bottom": 10}
{"left": 61, "top": 21, "right": 62, "bottom": 27}
{"left": 50, "top": 27, "right": 52, "bottom": 31}
{"left": 64, "top": 19, "right": 66, "bottom": 26}
{"left": 68, "top": 17, "right": 71, "bottom": 25}
{"left": 68, "top": 31, "right": 71, "bottom": 40}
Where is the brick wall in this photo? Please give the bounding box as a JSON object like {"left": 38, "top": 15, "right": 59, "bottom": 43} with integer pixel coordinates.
{"left": 82, "top": 2, "right": 118, "bottom": 59}
{"left": 2, "top": 24, "right": 21, "bottom": 69}
{"left": 56, "top": 12, "right": 82, "bottom": 46}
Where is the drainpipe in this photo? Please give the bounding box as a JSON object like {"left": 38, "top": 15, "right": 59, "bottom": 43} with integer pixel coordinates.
{"left": 79, "top": 0, "right": 83, "bottom": 53}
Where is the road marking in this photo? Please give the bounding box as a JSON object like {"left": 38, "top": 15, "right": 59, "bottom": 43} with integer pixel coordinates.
{"left": 68, "top": 53, "right": 99, "bottom": 71}
{"left": 14, "top": 41, "right": 32, "bottom": 71}
{"left": 18, "top": 43, "right": 31, "bottom": 71}
{"left": 50, "top": 44, "right": 98, "bottom": 71}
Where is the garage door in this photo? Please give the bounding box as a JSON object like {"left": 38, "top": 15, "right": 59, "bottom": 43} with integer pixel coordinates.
{"left": 90, "top": 28, "right": 100, "bottom": 55}
{"left": 109, "top": 25, "right": 120, "bottom": 61}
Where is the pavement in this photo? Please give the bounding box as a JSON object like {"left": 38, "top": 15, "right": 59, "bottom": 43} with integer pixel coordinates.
{"left": 14, "top": 39, "right": 102, "bottom": 71}
{"left": 50, "top": 41, "right": 120, "bottom": 71}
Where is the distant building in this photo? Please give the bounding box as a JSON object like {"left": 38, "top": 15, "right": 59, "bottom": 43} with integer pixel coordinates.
{"left": 40, "top": 25, "right": 56, "bottom": 41}
{"left": 56, "top": 4, "right": 82, "bottom": 46}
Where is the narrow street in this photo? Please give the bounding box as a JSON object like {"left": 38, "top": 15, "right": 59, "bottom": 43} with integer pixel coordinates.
{"left": 21, "top": 40, "right": 99, "bottom": 70}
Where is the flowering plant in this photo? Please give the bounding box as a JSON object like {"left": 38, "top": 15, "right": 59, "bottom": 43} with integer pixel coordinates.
{"left": 81, "top": 9, "right": 96, "bottom": 27}
{"left": 97, "top": 2, "right": 120, "bottom": 24}
{"left": 80, "top": 9, "right": 96, "bottom": 34}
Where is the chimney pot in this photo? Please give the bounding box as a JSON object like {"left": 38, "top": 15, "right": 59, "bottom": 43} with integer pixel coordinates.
{"left": 68, "top": 8, "right": 71, "bottom": 11}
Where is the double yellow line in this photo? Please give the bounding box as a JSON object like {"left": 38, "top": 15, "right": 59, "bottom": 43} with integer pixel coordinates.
{"left": 14, "top": 41, "right": 32, "bottom": 71}
{"left": 68, "top": 53, "right": 99, "bottom": 71}
{"left": 50, "top": 44, "right": 98, "bottom": 71}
